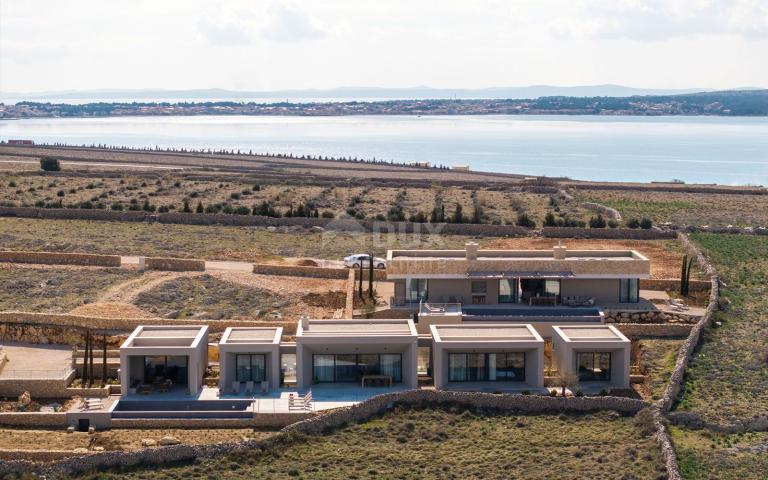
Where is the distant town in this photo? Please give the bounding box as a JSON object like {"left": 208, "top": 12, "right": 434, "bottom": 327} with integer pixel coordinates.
{"left": 2, "top": 89, "right": 766, "bottom": 119}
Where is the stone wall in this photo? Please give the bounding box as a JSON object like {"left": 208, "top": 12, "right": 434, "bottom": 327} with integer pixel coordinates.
{"left": 604, "top": 310, "right": 699, "bottom": 324}
{"left": 542, "top": 227, "right": 676, "bottom": 239}
{"left": 613, "top": 323, "right": 693, "bottom": 338}
{"left": 656, "top": 233, "right": 720, "bottom": 413}
{"left": 144, "top": 257, "right": 205, "bottom": 272}
{"left": 666, "top": 411, "right": 768, "bottom": 433}
{"left": 353, "top": 269, "right": 388, "bottom": 281}
{"left": 0, "top": 372, "right": 75, "bottom": 398}
{"left": 0, "top": 312, "right": 297, "bottom": 339}
{"left": 252, "top": 263, "right": 349, "bottom": 279}
{"left": 0, "top": 412, "right": 67, "bottom": 427}
{"left": 583, "top": 202, "right": 622, "bottom": 220}
{"left": 0, "top": 450, "right": 80, "bottom": 462}
{"left": 0, "top": 251, "right": 121, "bottom": 267}
{"left": 639, "top": 278, "right": 710, "bottom": 292}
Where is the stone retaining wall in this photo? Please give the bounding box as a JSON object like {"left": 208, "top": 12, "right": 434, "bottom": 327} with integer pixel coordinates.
{"left": 0, "top": 312, "right": 296, "bottom": 336}
{"left": 252, "top": 263, "right": 349, "bottom": 279}
{"left": 353, "top": 269, "right": 388, "bottom": 281}
{"left": 144, "top": 257, "right": 205, "bottom": 272}
{"left": 604, "top": 310, "right": 698, "bottom": 324}
{"left": 542, "top": 227, "right": 676, "bottom": 239}
{"left": 0, "top": 412, "right": 67, "bottom": 427}
{"left": 640, "top": 278, "right": 710, "bottom": 292}
{"left": 657, "top": 233, "right": 720, "bottom": 412}
{"left": 0, "top": 251, "right": 121, "bottom": 267}
{"left": 613, "top": 323, "right": 693, "bottom": 338}
{"left": 0, "top": 372, "right": 76, "bottom": 398}
{"left": 0, "top": 450, "right": 80, "bottom": 462}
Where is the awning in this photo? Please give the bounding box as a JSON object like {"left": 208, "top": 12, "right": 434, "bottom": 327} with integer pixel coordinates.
{"left": 466, "top": 271, "right": 575, "bottom": 279}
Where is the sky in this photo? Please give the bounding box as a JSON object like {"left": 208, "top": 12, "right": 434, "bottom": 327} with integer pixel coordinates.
{"left": 1, "top": 0, "right": 767, "bottom": 93}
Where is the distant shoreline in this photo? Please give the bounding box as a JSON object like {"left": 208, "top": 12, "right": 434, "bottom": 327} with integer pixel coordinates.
{"left": 2, "top": 90, "right": 767, "bottom": 119}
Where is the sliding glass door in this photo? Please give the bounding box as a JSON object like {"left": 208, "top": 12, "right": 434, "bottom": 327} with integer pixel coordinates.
{"left": 235, "top": 354, "right": 266, "bottom": 383}
{"left": 576, "top": 352, "right": 612, "bottom": 381}
{"left": 311, "top": 353, "right": 403, "bottom": 383}
{"left": 448, "top": 353, "right": 526, "bottom": 382}
{"left": 498, "top": 278, "right": 519, "bottom": 303}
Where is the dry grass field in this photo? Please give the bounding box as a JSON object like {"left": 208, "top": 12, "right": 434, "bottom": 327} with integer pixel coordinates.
{"left": 672, "top": 428, "right": 768, "bottom": 480}
{"left": 575, "top": 189, "right": 768, "bottom": 227}
{"left": 0, "top": 427, "right": 274, "bottom": 452}
{"left": 75, "top": 407, "right": 666, "bottom": 480}
{"left": 0, "top": 264, "right": 139, "bottom": 313}
{"left": 0, "top": 217, "right": 477, "bottom": 260}
{"left": 676, "top": 234, "right": 768, "bottom": 424}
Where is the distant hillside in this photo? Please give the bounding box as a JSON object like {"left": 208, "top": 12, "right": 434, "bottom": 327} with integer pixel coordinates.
{"left": 3, "top": 89, "right": 767, "bottom": 118}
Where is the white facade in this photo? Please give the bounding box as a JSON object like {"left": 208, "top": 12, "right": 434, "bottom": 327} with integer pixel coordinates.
{"left": 119, "top": 326, "right": 209, "bottom": 396}
{"left": 296, "top": 319, "right": 419, "bottom": 390}
{"left": 218, "top": 327, "right": 282, "bottom": 393}
{"left": 431, "top": 324, "right": 545, "bottom": 390}
{"left": 552, "top": 325, "right": 631, "bottom": 389}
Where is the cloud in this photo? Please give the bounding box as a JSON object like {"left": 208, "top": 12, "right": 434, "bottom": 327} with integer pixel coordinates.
{"left": 197, "top": 18, "right": 251, "bottom": 47}
{"left": 549, "top": 0, "right": 768, "bottom": 41}
{"left": 260, "top": 3, "right": 325, "bottom": 43}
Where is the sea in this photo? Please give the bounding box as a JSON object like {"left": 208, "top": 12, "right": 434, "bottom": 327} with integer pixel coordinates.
{"left": 1, "top": 114, "right": 767, "bottom": 185}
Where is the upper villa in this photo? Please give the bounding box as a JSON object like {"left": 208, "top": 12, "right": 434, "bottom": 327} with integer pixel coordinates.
{"left": 386, "top": 242, "right": 650, "bottom": 309}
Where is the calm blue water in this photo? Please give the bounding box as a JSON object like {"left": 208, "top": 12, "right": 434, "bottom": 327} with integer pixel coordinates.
{"left": 1, "top": 115, "right": 767, "bottom": 185}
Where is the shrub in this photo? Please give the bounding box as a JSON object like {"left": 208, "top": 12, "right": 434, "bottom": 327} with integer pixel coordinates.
{"left": 575, "top": 390, "right": 584, "bottom": 397}
{"left": 627, "top": 218, "right": 640, "bottom": 229}
{"left": 182, "top": 200, "right": 191, "bottom": 213}
{"left": 39, "top": 156, "right": 61, "bottom": 171}
{"left": 548, "top": 389, "right": 558, "bottom": 397}
{"left": 516, "top": 213, "right": 536, "bottom": 228}
{"left": 196, "top": 202, "right": 204, "bottom": 214}
{"left": 589, "top": 214, "right": 607, "bottom": 228}
{"left": 321, "top": 211, "right": 335, "bottom": 218}
{"left": 56, "top": 190, "right": 65, "bottom": 197}
{"left": 543, "top": 211, "right": 557, "bottom": 227}
{"left": 234, "top": 205, "right": 251, "bottom": 215}
{"left": 607, "top": 219, "right": 619, "bottom": 228}
{"left": 640, "top": 217, "right": 653, "bottom": 229}
{"left": 230, "top": 192, "right": 241, "bottom": 200}
{"left": 110, "top": 202, "right": 123, "bottom": 211}
{"left": 8, "top": 180, "right": 16, "bottom": 187}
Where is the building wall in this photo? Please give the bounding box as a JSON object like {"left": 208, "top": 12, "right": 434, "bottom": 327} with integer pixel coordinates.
{"left": 560, "top": 278, "right": 622, "bottom": 304}
{"left": 296, "top": 341, "right": 418, "bottom": 390}
{"left": 218, "top": 347, "right": 280, "bottom": 392}
{"left": 551, "top": 335, "right": 630, "bottom": 389}
{"left": 432, "top": 345, "right": 544, "bottom": 390}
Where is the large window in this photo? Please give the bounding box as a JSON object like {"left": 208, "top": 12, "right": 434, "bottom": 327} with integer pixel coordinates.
{"left": 448, "top": 353, "right": 525, "bottom": 382}
{"left": 576, "top": 352, "right": 611, "bottom": 381}
{"left": 235, "top": 354, "right": 266, "bottom": 383}
{"left": 471, "top": 280, "right": 487, "bottom": 304}
{"left": 405, "top": 279, "right": 428, "bottom": 303}
{"left": 619, "top": 278, "right": 639, "bottom": 303}
{"left": 499, "top": 278, "right": 519, "bottom": 303}
{"left": 144, "top": 356, "right": 188, "bottom": 385}
{"left": 312, "top": 354, "right": 402, "bottom": 383}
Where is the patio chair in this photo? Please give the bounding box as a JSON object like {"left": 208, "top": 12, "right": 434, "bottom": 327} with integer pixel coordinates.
{"left": 231, "top": 381, "right": 241, "bottom": 395}
{"left": 245, "top": 381, "right": 255, "bottom": 394}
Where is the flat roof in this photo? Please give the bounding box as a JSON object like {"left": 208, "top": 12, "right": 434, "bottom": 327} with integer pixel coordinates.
{"left": 137, "top": 328, "right": 201, "bottom": 338}
{"left": 389, "top": 249, "right": 648, "bottom": 261}
{"left": 221, "top": 327, "right": 281, "bottom": 345}
{"left": 554, "top": 325, "right": 629, "bottom": 343}
{"left": 299, "top": 319, "right": 417, "bottom": 337}
{"left": 122, "top": 325, "right": 208, "bottom": 349}
{"left": 433, "top": 324, "right": 542, "bottom": 343}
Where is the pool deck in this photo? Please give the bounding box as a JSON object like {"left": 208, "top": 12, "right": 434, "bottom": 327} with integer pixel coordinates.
{"left": 119, "top": 384, "right": 412, "bottom": 413}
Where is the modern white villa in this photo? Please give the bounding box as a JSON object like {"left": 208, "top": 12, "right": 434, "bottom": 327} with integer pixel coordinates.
{"left": 552, "top": 325, "right": 631, "bottom": 389}
{"left": 119, "top": 325, "right": 209, "bottom": 396}
{"left": 387, "top": 242, "right": 649, "bottom": 309}
{"left": 295, "top": 318, "right": 419, "bottom": 390}
{"left": 430, "top": 323, "right": 545, "bottom": 391}
{"left": 218, "top": 327, "right": 282, "bottom": 394}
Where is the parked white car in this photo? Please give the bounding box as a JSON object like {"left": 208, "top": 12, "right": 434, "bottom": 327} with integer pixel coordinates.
{"left": 343, "top": 254, "right": 386, "bottom": 269}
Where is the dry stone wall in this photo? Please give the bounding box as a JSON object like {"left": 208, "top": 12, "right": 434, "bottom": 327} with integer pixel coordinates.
{"left": 604, "top": 310, "right": 698, "bottom": 324}
{"left": 144, "top": 257, "right": 205, "bottom": 272}
{"left": 252, "top": 263, "right": 349, "bottom": 279}
{"left": 0, "top": 251, "right": 120, "bottom": 267}
{"left": 613, "top": 323, "right": 693, "bottom": 338}
{"left": 542, "top": 227, "right": 676, "bottom": 239}
{"left": 640, "top": 278, "right": 710, "bottom": 292}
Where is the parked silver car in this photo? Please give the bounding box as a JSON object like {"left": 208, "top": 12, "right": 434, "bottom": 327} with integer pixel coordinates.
{"left": 343, "top": 254, "right": 386, "bottom": 269}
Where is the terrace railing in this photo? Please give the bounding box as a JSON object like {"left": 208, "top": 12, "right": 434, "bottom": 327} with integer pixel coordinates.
{"left": 0, "top": 367, "right": 74, "bottom": 379}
